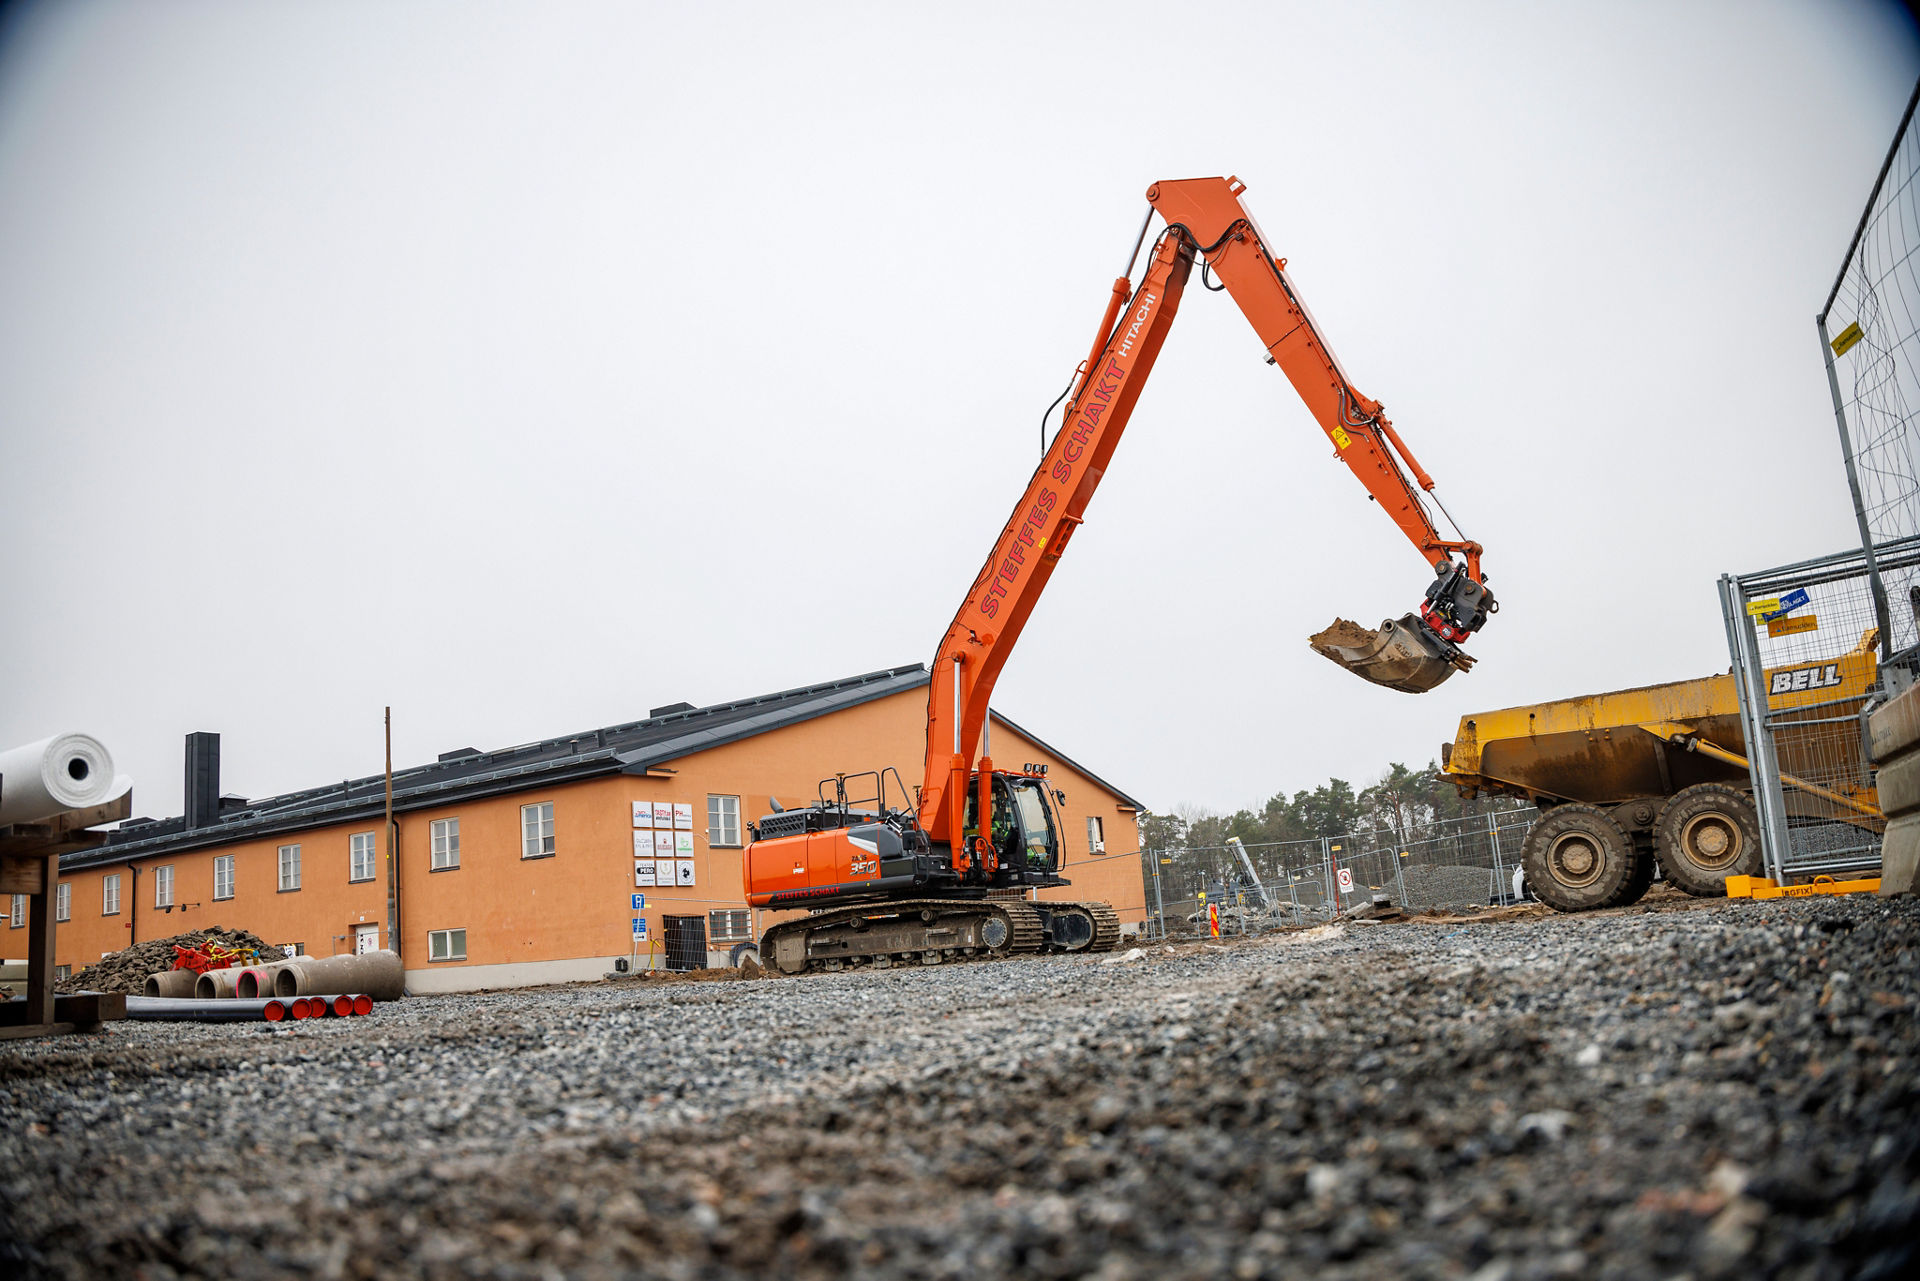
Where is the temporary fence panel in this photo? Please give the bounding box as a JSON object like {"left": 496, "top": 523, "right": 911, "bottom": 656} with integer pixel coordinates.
{"left": 1142, "top": 809, "right": 1538, "bottom": 937}
{"left": 1719, "top": 539, "right": 1918, "bottom": 881}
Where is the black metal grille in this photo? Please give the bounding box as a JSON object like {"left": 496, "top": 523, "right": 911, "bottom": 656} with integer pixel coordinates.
{"left": 662, "top": 915, "right": 708, "bottom": 972}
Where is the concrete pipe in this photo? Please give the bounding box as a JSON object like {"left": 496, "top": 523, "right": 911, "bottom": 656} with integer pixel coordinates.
{"left": 145, "top": 970, "right": 198, "bottom": 999}
{"left": 125, "top": 996, "right": 282, "bottom": 1022}
{"left": 236, "top": 957, "right": 310, "bottom": 999}
{"left": 273, "top": 950, "right": 403, "bottom": 1001}
{"left": 195, "top": 967, "right": 244, "bottom": 1000}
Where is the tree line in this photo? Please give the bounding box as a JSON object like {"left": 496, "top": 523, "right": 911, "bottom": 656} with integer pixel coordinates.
{"left": 1137, "top": 759, "right": 1531, "bottom": 855}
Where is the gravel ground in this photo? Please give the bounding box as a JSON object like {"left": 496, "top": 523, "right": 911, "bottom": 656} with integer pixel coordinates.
{"left": 1, "top": 893, "right": 1915, "bottom": 1280}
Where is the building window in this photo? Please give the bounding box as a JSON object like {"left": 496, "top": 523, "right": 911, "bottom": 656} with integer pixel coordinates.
{"left": 707, "top": 795, "right": 741, "bottom": 847}
{"left": 428, "top": 928, "right": 467, "bottom": 961}
{"left": 56, "top": 882, "right": 70, "bottom": 922}
{"left": 430, "top": 817, "right": 460, "bottom": 870}
{"left": 103, "top": 873, "right": 121, "bottom": 916}
{"left": 8, "top": 895, "right": 22, "bottom": 928}
{"left": 53, "top": 964, "right": 70, "bottom": 981}
{"left": 278, "top": 843, "right": 302, "bottom": 892}
{"left": 213, "top": 855, "right": 234, "bottom": 901}
{"left": 154, "top": 865, "right": 173, "bottom": 909}
{"left": 707, "top": 909, "right": 751, "bottom": 943}
{"left": 521, "top": 802, "right": 555, "bottom": 858}
{"left": 350, "top": 832, "right": 376, "bottom": 883}
{"left": 1087, "top": 816, "right": 1106, "bottom": 854}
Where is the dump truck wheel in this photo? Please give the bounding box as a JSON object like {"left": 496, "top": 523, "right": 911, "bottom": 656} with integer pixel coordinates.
{"left": 1654, "top": 784, "right": 1761, "bottom": 897}
{"left": 1521, "top": 804, "right": 1637, "bottom": 912}
{"left": 1607, "top": 834, "right": 1657, "bottom": 908}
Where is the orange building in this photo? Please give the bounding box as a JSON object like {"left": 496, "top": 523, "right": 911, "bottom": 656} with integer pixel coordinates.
{"left": 22, "top": 667, "right": 1146, "bottom": 992}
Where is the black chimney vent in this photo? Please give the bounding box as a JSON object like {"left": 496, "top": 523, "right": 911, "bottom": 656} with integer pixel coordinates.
{"left": 183, "top": 732, "right": 221, "bottom": 830}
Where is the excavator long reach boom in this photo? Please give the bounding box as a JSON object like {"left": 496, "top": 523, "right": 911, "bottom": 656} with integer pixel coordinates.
{"left": 919, "top": 176, "right": 1495, "bottom": 851}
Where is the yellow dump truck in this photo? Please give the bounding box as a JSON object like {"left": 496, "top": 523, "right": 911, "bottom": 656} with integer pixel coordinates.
{"left": 1442, "top": 631, "right": 1883, "bottom": 911}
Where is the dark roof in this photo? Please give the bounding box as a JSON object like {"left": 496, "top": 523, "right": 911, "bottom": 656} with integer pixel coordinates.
{"left": 64, "top": 663, "right": 1145, "bottom": 871}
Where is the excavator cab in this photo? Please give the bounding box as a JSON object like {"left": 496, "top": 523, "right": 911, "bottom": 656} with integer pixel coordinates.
{"left": 963, "top": 772, "right": 1065, "bottom": 883}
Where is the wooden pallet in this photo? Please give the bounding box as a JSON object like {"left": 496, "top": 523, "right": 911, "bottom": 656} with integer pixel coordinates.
{"left": 0, "top": 793, "right": 131, "bottom": 1040}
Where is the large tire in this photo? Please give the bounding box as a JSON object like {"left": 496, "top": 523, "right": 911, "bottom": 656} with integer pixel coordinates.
{"left": 1654, "top": 784, "right": 1762, "bottom": 897}
{"left": 1522, "top": 803, "right": 1641, "bottom": 912}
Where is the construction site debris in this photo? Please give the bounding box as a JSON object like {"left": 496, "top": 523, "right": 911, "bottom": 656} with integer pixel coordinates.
{"left": 55, "top": 927, "right": 283, "bottom": 996}
{"left": 1310, "top": 617, "right": 1382, "bottom": 651}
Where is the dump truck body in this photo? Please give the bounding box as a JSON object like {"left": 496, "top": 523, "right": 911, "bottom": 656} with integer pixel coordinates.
{"left": 1441, "top": 632, "right": 1882, "bottom": 910}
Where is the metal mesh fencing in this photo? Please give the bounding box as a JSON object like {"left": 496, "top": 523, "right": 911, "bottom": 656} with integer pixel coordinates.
{"left": 1140, "top": 809, "right": 1537, "bottom": 939}
{"left": 1819, "top": 78, "right": 1920, "bottom": 657}
{"left": 1719, "top": 540, "right": 1920, "bottom": 880}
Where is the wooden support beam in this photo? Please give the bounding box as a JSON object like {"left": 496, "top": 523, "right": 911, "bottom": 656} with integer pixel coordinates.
{"left": 0, "top": 991, "right": 125, "bottom": 1028}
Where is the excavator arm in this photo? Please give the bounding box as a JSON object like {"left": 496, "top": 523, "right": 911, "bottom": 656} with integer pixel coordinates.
{"left": 919, "top": 175, "right": 1496, "bottom": 856}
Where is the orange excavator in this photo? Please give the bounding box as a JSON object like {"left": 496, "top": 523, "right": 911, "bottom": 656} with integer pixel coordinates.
{"left": 744, "top": 176, "right": 1495, "bottom": 974}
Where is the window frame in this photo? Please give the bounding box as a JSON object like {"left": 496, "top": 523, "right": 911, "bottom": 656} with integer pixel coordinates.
{"left": 1087, "top": 815, "right": 1105, "bottom": 855}
{"left": 707, "top": 795, "right": 742, "bottom": 848}
{"left": 428, "top": 927, "right": 467, "bottom": 962}
{"left": 349, "top": 831, "right": 377, "bottom": 883}
{"left": 8, "top": 894, "right": 22, "bottom": 928}
{"left": 278, "top": 843, "right": 302, "bottom": 892}
{"left": 213, "top": 854, "right": 234, "bottom": 901}
{"left": 154, "top": 864, "right": 173, "bottom": 909}
{"left": 706, "top": 908, "right": 751, "bottom": 943}
{"left": 521, "top": 801, "right": 555, "bottom": 859}
{"left": 430, "top": 817, "right": 461, "bottom": 871}
{"left": 102, "top": 872, "right": 121, "bottom": 916}
{"left": 55, "top": 881, "right": 70, "bottom": 922}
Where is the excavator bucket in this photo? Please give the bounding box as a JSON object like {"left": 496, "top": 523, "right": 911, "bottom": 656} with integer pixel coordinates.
{"left": 1310, "top": 615, "right": 1473, "bottom": 694}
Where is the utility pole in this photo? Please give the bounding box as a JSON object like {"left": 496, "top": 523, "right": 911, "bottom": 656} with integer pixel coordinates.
{"left": 385, "top": 708, "right": 398, "bottom": 957}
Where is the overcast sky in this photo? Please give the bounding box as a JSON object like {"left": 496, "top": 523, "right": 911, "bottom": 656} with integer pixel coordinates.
{"left": 3, "top": 0, "right": 1918, "bottom": 825}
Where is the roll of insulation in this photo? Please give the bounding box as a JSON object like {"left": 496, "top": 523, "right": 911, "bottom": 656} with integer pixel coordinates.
{"left": 0, "top": 734, "right": 120, "bottom": 825}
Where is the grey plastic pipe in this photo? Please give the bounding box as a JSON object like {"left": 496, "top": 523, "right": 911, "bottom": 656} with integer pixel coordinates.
{"left": 144, "top": 970, "right": 198, "bottom": 999}
{"left": 273, "top": 950, "right": 403, "bottom": 1001}
{"left": 194, "top": 967, "right": 244, "bottom": 1000}
{"left": 126, "top": 996, "right": 291, "bottom": 1022}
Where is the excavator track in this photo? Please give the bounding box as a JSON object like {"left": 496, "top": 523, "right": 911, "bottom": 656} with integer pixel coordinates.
{"left": 1057, "top": 900, "right": 1122, "bottom": 953}
{"left": 761, "top": 897, "right": 1120, "bottom": 975}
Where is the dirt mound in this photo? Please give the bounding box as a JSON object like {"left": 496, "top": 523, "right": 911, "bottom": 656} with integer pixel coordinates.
{"left": 1309, "top": 617, "right": 1382, "bottom": 651}
{"left": 55, "top": 926, "right": 286, "bottom": 995}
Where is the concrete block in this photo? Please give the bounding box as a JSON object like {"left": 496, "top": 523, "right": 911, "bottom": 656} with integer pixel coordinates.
{"left": 1871, "top": 745, "right": 1920, "bottom": 817}
{"left": 1870, "top": 679, "right": 1920, "bottom": 762}
{"left": 1878, "top": 812, "right": 1920, "bottom": 897}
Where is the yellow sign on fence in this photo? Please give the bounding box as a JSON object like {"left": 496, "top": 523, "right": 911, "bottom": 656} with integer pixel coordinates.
{"left": 1745, "top": 597, "right": 1781, "bottom": 617}
{"left": 1831, "top": 321, "right": 1865, "bottom": 357}
{"left": 1767, "top": 613, "right": 1819, "bottom": 637}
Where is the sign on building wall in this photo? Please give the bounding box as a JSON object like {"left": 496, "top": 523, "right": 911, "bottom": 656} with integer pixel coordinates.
{"left": 673, "top": 802, "right": 693, "bottom": 831}
{"left": 632, "top": 831, "right": 651, "bottom": 857}
{"left": 676, "top": 858, "right": 696, "bottom": 886}
{"left": 675, "top": 831, "right": 694, "bottom": 856}
{"left": 632, "top": 801, "right": 652, "bottom": 829}
{"left": 654, "top": 858, "right": 675, "bottom": 885}
{"left": 652, "top": 801, "right": 673, "bottom": 828}
{"left": 635, "top": 861, "right": 655, "bottom": 887}
{"left": 653, "top": 830, "right": 674, "bottom": 857}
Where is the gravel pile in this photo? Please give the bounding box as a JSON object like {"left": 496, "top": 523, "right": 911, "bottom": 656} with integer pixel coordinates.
{"left": 1, "top": 893, "right": 1914, "bottom": 1279}
{"left": 53, "top": 926, "right": 283, "bottom": 995}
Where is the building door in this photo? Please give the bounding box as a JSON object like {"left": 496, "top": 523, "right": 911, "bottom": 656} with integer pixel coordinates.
{"left": 662, "top": 915, "right": 707, "bottom": 972}
{"left": 353, "top": 924, "right": 379, "bottom": 954}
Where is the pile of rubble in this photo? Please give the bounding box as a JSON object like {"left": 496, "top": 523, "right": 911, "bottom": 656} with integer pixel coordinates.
{"left": 54, "top": 927, "right": 284, "bottom": 995}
